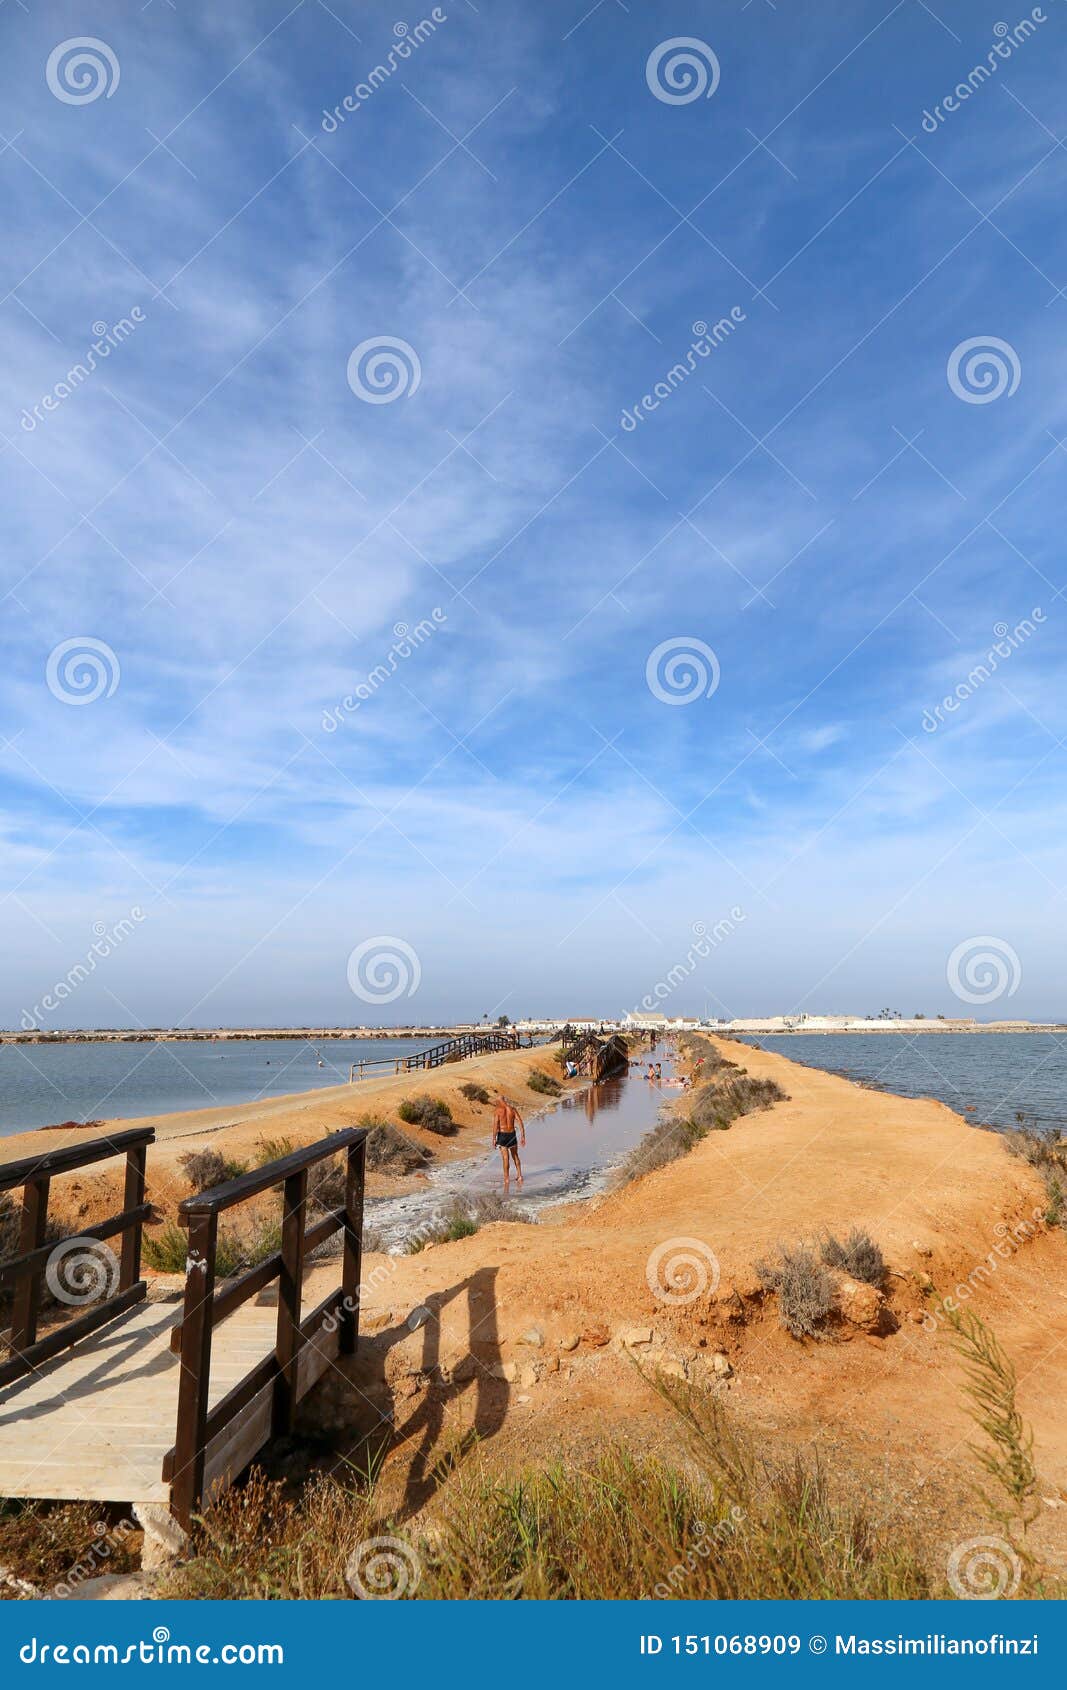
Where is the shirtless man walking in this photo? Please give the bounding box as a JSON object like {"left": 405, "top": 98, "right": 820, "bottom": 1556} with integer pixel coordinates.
{"left": 492, "top": 1092, "right": 525, "bottom": 1190}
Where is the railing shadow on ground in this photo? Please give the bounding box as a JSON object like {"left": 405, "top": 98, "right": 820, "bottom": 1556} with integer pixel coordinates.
{"left": 304, "top": 1264, "right": 508, "bottom": 1524}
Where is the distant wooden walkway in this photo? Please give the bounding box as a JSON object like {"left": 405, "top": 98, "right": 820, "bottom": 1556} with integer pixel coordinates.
{"left": 349, "top": 1026, "right": 523, "bottom": 1080}
{"left": 0, "top": 1129, "right": 366, "bottom": 1526}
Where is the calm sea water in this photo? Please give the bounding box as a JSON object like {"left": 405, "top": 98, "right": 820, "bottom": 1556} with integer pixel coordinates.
{"left": 0, "top": 1038, "right": 431, "bottom": 1134}
{"left": 739, "top": 1033, "right": 1067, "bottom": 1132}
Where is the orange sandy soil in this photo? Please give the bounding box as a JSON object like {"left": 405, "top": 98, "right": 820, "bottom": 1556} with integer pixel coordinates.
{"left": 295, "top": 1038, "right": 1067, "bottom": 1568}
{"left": 2, "top": 1047, "right": 568, "bottom": 1228}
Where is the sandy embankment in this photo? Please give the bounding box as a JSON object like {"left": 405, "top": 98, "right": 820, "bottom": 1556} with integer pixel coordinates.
{"left": 306, "top": 1037, "right": 1067, "bottom": 1550}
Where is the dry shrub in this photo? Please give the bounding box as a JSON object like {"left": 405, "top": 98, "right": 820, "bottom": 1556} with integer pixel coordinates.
{"left": 1005, "top": 1124, "right": 1067, "bottom": 1228}
{"left": 178, "top": 1149, "right": 248, "bottom": 1192}
{"left": 756, "top": 1243, "right": 834, "bottom": 1341}
{"left": 307, "top": 1155, "right": 346, "bottom": 1214}
{"left": 459, "top": 1082, "right": 490, "bottom": 1104}
{"left": 527, "top": 1069, "right": 561, "bottom": 1097}
{"left": 821, "top": 1228, "right": 885, "bottom": 1286}
{"left": 361, "top": 1115, "right": 430, "bottom": 1174}
{"left": 397, "top": 1095, "right": 456, "bottom": 1136}
{"left": 254, "top": 1135, "right": 295, "bottom": 1165}
{"left": 0, "top": 1502, "right": 138, "bottom": 1594}
{"left": 143, "top": 1215, "right": 281, "bottom": 1279}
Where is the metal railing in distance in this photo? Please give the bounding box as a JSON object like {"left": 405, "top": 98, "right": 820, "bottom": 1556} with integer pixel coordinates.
{"left": 165, "top": 1127, "right": 367, "bottom": 1530}
{"left": 0, "top": 1129, "right": 153, "bottom": 1389}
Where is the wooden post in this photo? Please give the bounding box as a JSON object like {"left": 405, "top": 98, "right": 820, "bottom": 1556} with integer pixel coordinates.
{"left": 339, "top": 1139, "right": 365, "bottom": 1356}
{"left": 273, "top": 1169, "right": 307, "bottom": 1435}
{"left": 171, "top": 1212, "right": 217, "bottom": 1532}
{"left": 9, "top": 1176, "right": 50, "bottom": 1356}
{"left": 119, "top": 1144, "right": 147, "bottom": 1292}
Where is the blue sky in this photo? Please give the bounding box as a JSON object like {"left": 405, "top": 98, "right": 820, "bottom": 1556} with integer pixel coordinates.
{"left": 2, "top": 0, "right": 1066, "bottom": 1027}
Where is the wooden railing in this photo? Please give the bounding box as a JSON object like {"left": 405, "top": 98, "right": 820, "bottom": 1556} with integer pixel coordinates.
{"left": 0, "top": 1128, "right": 152, "bottom": 1388}
{"left": 165, "top": 1127, "right": 367, "bottom": 1530}
{"left": 349, "top": 1028, "right": 522, "bottom": 1080}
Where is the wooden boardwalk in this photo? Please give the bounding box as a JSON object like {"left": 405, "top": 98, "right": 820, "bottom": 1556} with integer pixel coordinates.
{"left": 0, "top": 1128, "right": 366, "bottom": 1525}
{"left": 0, "top": 1265, "right": 339, "bottom": 1505}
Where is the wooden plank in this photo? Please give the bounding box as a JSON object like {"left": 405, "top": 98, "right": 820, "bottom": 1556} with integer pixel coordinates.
{"left": 0, "top": 1281, "right": 146, "bottom": 1388}
{"left": 272, "top": 1168, "right": 307, "bottom": 1436}
{"left": 9, "top": 1176, "right": 50, "bottom": 1351}
{"left": 201, "top": 1381, "right": 273, "bottom": 1500}
{"left": 340, "top": 1141, "right": 364, "bottom": 1356}
{"left": 179, "top": 1129, "right": 366, "bottom": 1217}
{"left": 170, "top": 1211, "right": 216, "bottom": 1532}
{"left": 119, "top": 1145, "right": 147, "bottom": 1291}
{"left": 0, "top": 1205, "right": 153, "bottom": 1290}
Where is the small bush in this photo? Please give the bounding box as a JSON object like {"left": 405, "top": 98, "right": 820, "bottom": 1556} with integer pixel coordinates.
{"left": 1004, "top": 1124, "right": 1067, "bottom": 1230}
{"left": 143, "top": 1217, "right": 282, "bottom": 1279}
{"left": 527, "top": 1069, "right": 561, "bottom": 1097}
{"left": 215, "top": 1219, "right": 282, "bottom": 1279}
{"left": 255, "top": 1136, "right": 296, "bottom": 1166}
{"left": 361, "top": 1115, "right": 430, "bottom": 1175}
{"left": 460, "top": 1082, "right": 490, "bottom": 1104}
{"left": 1006, "top": 1125, "right": 1067, "bottom": 1171}
{"left": 143, "top": 1223, "right": 188, "bottom": 1274}
{"left": 178, "top": 1149, "right": 249, "bottom": 1193}
{"left": 397, "top": 1095, "right": 456, "bottom": 1136}
{"left": 821, "top": 1228, "right": 885, "bottom": 1286}
{"left": 756, "top": 1244, "right": 834, "bottom": 1341}
{"left": 308, "top": 1155, "right": 346, "bottom": 1213}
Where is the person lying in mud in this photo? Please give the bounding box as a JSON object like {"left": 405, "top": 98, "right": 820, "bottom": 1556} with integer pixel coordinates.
{"left": 492, "top": 1092, "right": 525, "bottom": 1189}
